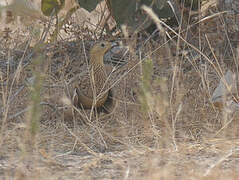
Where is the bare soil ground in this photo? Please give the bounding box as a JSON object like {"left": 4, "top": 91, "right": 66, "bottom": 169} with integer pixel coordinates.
{"left": 1, "top": 0, "right": 239, "bottom": 179}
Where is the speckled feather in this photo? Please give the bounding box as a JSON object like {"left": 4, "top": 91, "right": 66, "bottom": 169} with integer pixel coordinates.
{"left": 66, "top": 41, "right": 113, "bottom": 110}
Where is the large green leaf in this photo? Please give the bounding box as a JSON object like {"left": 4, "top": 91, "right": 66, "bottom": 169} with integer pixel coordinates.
{"left": 107, "top": 0, "right": 174, "bottom": 31}
{"left": 108, "top": 0, "right": 137, "bottom": 26}
{"left": 140, "top": 0, "right": 154, "bottom": 6}
{"left": 77, "top": 0, "right": 100, "bottom": 12}
{"left": 75, "top": 0, "right": 174, "bottom": 31}
{"left": 152, "top": 0, "right": 174, "bottom": 18}
{"left": 41, "top": 0, "right": 65, "bottom": 16}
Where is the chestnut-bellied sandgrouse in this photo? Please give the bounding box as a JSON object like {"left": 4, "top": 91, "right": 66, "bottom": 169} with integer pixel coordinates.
{"left": 66, "top": 41, "right": 116, "bottom": 113}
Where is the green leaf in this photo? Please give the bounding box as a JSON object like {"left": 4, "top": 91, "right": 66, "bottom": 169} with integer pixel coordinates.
{"left": 140, "top": 0, "right": 154, "bottom": 6}
{"left": 109, "top": 0, "right": 137, "bottom": 26}
{"left": 152, "top": 0, "right": 174, "bottom": 18}
{"left": 107, "top": 0, "right": 174, "bottom": 31}
{"left": 41, "top": 0, "right": 65, "bottom": 16}
{"left": 77, "top": 0, "right": 100, "bottom": 12}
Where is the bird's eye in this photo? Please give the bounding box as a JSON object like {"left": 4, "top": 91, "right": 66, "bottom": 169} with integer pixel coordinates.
{"left": 100, "top": 43, "right": 105, "bottom": 48}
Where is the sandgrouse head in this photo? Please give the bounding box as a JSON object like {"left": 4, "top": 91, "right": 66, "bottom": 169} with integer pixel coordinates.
{"left": 89, "top": 41, "right": 113, "bottom": 65}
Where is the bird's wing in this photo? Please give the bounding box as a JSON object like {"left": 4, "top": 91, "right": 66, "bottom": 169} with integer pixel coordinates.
{"left": 75, "top": 84, "right": 109, "bottom": 108}
{"left": 100, "top": 88, "right": 117, "bottom": 113}
{"left": 67, "top": 70, "right": 108, "bottom": 108}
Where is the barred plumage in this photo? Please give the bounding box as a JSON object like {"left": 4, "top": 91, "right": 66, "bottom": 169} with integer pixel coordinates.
{"left": 66, "top": 41, "right": 116, "bottom": 113}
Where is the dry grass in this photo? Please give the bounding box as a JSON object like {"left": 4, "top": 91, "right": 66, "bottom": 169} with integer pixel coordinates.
{"left": 1, "top": 0, "right": 239, "bottom": 179}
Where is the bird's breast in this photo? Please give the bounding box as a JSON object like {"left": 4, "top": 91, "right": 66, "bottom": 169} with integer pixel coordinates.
{"left": 75, "top": 65, "right": 110, "bottom": 108}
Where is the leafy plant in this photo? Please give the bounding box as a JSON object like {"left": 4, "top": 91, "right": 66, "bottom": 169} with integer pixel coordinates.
{"left": 139, "top": 58, "right": 154, "bottom": 112}
{"left": 76, "top": 0, "right": 174, "bottom": 31}
{"left": 41, "top": 0, "right": 65, "bottom": 16}
{"left": 77, "top": 0, "right": 99, "bottom": 11}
